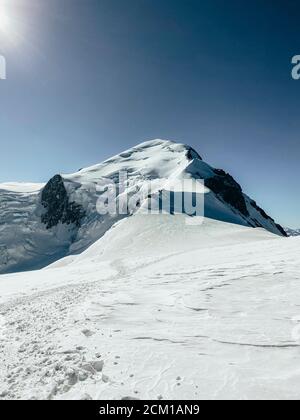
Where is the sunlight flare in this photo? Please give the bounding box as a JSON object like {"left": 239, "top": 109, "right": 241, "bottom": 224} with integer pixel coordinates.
{"left": 0, "top": 1, "right": 12, "bottom": 36}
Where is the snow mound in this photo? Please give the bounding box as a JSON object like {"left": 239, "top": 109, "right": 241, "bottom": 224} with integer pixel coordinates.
{"left": 68, "top": 215, "right": 279, "bottom": 269}
{"left": 0, "top": 213, "right": 297, "bottom": 400}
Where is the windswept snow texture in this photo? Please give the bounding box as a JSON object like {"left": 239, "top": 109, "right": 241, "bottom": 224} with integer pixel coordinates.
{"left": 0, "top": 140, "right": 286, "bottom": 274}
{"left": 0, "top": 216, "right": 298, "bottom": 400}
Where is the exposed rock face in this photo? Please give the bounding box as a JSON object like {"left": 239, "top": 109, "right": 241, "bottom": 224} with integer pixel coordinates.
{"left": 186, "top": 147, "right": 202, "bottom": 161}
{"left": 249, "top": 199, "right": 287, "bottom": 237}
{"left": 276, "top": 224, "right": 288, "bottom": 237}
{"left": 206, "top": 169, "right": 249, "bottom": 217}
{"left": 250, "top": 199, "right": 272, "bottom": 221}
{"left": 205, "top": 169, "right": 287, "bottom": 237}
{"left": 41, "top": 175, "right": 85, "bottom": 230}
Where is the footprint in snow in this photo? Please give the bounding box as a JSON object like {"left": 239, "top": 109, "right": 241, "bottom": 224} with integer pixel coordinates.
{"left": 81, "top": 329, "right": 95, "bottom": 337}
{"left": 80, "top": 393, "right": 93, "bottom": 400}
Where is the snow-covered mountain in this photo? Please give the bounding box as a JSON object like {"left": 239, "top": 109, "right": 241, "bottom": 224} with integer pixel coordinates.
{"left": 0, "top": 140, "right": 298, "bottom": 400}
{"left": 0, "top": 139, "right": 286, "bottom": 274}
{"left": 284, "top": 227, "right": 300, "bottom": 237}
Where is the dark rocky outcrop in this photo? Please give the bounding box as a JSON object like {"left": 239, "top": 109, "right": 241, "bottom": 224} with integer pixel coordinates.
{"left": 250, "top": 199, "right": 273, "bottom": 221}
{"left": 41, "top": 175, "right": 85, "bottom": 230}
{"left": 206, "top": 172, "right": 287, "bottom": 236}
{"left": 275, "top": 223, "right": 288, "bottom": 237}
{"left": 206, "top": 171, "right": 249, "bottom": 217}
{"left": 186, "top": 147, "right": 202, "bottom": 161}
{"left": 250, "top": 199, "right": 287, "bottom": 237}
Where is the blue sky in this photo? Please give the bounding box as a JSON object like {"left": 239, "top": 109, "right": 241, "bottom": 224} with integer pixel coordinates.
{"left": 0, "top": 0, "right": 300, "bottom": 227}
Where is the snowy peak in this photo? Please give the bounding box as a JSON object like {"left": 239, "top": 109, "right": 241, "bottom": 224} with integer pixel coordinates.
{"left": 0, "top": 139, "right": 287, "bottom": 274}
{"left": 61, "top": 138, "right": 285, "bottom": 237}
{"left": 65, "top": 139, "right": 202, "bottom": 183}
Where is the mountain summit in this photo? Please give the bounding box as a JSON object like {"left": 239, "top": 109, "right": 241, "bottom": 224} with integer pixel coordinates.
{"left": 0, "top": 139, "right": 286, "bottom": 274}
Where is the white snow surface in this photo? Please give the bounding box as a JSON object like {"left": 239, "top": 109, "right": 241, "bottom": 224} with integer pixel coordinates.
{"left": 0, "top": 215, "right": 299, "bottom": 400}
{"left": 0, "top": 183, "right": 45, "bottom": 193}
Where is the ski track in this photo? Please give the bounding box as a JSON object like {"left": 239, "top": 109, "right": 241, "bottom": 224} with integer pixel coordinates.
{"left": 1, "top": 233, "right": 300, "bottom": 400}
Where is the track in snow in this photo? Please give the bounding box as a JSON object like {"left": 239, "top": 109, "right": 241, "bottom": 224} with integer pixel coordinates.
{"left": 0, "top": 217, "right": 300, "bottom": 400}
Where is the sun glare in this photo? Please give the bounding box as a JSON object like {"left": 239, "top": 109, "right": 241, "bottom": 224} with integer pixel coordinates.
{"left": 0, "top": 1, "right": 12, "bottom": 36}
{"left": 0, "top": 12, "right": 10, "bottom": 32}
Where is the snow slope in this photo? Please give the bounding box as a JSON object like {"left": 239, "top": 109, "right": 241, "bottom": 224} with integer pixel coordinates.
{"left": 0, "top": 183, "right": 75, "bottom": 273}
{"left": 0, "top": 215, "right": 298, "bottom": 400}
{"left": 0, "top": 183, "right": 45, "bottom": 193}
{"left": 0, "top": 140, "right": 287, "bottom": 274}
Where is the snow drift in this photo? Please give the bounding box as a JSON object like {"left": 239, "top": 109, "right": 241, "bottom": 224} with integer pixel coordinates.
{"left": 0, "top": 215, "right": 298, "bottom": 400}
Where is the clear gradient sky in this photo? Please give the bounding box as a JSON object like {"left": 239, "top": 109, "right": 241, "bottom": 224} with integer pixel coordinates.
{"left": 0, "top": 0, "right": 299, "bottom": 227}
